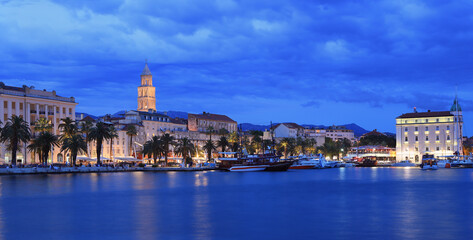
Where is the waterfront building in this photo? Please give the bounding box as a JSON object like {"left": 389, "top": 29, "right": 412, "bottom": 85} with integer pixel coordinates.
{"left": 325, "top": 126, "right": 355, "bottom": 143}
{"left": 188, "top": 112, "right": 237, "bottom": 133}
{"left": 395, "top": 97, "right": 463, "bottom": 162}
{"left": 271, "top": 123, "right": 305, "bottom": 138}
{"left": 0, "top": 84, "right": 77, "bottom": 164}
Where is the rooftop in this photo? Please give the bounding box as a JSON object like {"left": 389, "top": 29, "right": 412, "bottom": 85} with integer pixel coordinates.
{"left": 397, "top": 111, "right": 453, "bottom": 119}
{"left": 189, "top": 112, "right": 236, "bottom": 123}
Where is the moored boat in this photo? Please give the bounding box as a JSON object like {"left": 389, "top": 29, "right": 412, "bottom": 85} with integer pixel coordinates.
{"left": 229, "top": 165, "right": 269, "bottom": 172}
{"left": 392, "top": 160, "right": 416, "bottom": 167}
{"left": 420, "top": 154, "right": 438, "bottom": 170}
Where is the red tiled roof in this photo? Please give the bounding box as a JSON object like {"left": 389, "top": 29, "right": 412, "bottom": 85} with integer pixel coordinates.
{"left": 189, "top": 113, "right": 236, "bottom": 123}
{"left": 397, "top": 111, "right": 452, "bottom": 119}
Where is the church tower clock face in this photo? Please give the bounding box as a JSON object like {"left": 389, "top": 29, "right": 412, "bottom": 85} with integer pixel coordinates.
{"left": 137, "top": 63, "right": 157, "bottom": 112}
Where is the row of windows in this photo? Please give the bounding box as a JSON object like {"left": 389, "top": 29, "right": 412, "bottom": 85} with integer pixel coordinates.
{"left": 412, "top": 146, "right": 451, "bottom": 152}
{"left": 405, "top": 135, "right": 451, "bottom": 141}
{"left": 405, "top": 126, "right": 450, "bottom": 131}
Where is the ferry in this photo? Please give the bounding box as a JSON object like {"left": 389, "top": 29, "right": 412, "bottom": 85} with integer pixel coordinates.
{"left": 218, "top": 152, "right": 291, "bottom": 172}
{"left": 229, "top": 165, "right": 269, "bottom": 172}
{"left": 289, "top": 154, "right": 327, "bottom": 169}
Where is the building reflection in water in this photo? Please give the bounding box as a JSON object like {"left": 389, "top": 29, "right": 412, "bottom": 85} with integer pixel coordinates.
{"left": 192, "top": 173, "right": 211, "bottom": 239}
{"left": 133, "top": 173, "right": 158, "bottom": 240}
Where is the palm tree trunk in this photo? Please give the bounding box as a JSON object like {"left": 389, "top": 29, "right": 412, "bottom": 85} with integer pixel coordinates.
{"left": 96, "top": 139, "right": 102, "bottom": 166}
{"left": 153, "top": 154, "right": 157, "bottom": 165}
{"left": 129, "top": 136, "right": 133, "bottom": 156}
{"left": 11, "top": 142, "right": 17, "bottom": 166}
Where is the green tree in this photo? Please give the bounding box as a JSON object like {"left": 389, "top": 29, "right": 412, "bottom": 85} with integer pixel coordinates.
{"left": 160, "top": 133, "right": 175, "bottom": 166}
{"left": 80, "top": 120, "right": 93, "bottom": 157}
{"left": 175, "top": 137, "right": 195, "bottom": 166}
{"left": 126, "top": 125, "right": 138, "bottom": 156}
{"left": 58, "top": 117, "right": 77, "bottom": 139}
{"left": 88, "top": 121, "right": 112, "bottom": 165}
{"left": 217, "top": 136, "right": 229, "bottom": 153}
{"left": 203, "top": 140, "right": 216, "bottom": 162}
{"left": 278, "top": 138, "right": 295, "bottom": 158}
{"left": 1, "top": 116, "right": 31, "bottom": 165}
{"left": 206, "top": 126, "right": 215, "bottom": 141}
{"left": 27, "top": 132, "right": 58, "bottom": 164}
{"left": 34, "top": 117, "right": 52, "bottom": 133}
{"left": 142, "top": 136, "right": 164, "bottom": 165}
{"left": 60, "top": 134, "right": 87, "bottom": 166}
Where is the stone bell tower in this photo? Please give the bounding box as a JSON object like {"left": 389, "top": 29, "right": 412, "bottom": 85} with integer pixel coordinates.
{"left": 137, "top": 63, "right": 156, "bottom": 112}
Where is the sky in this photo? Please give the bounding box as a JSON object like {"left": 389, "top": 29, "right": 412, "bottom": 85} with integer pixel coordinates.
{"left": 1, "top": 0, "right": 473, "bottom": 134}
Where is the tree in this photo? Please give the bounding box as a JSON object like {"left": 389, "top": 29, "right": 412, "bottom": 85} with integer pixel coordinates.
{"left": 217, "top": 128, "right": 229, "bottom": 135}
{"left": 88, "top": 121, "right": 112, "bottom": 165}
{"left": 80, "top": 120, "right": 93, "bottom": 157}
{"left": 126, "top": 125, "right": 138, "bottom": 156}
{"left": 108, "top": 125, "right": 118, "bottom": 161}
{"left": 278, "top": 138, "right": 295, "bottom": 158}
{"left": 60, "top": 134, "right": 87, "bottom": 166}
{"left": 142, "top": 136, "right": 164, "bottom": 165}
{"left": 217, "top": 136, "right": 229, "bottom": 153}
{"left": 175, "top": 137, "right": 195, "bottom": 166}
{"left": 250, "top": 131, "right": 263, "bottom": 154}
{"left": 359, "top": 134, "right": 395, "bottom": 148}
{"left": 28, "top": 132, "right": 58, "bottom": 164}
{"left": 58, "top": 117, "right": 77, "bottom": 139}
{"left": 203, "top": 140, "right": 216, "bottom": 162}
{"left": 206, "top": 126, "right": 215, "bottom": 141}
{"left": 1, "top": 116, "right": 31, "bottom": 165}
{"left": 160, "top": 133, "right": 175, "bottom": 166}
{"left": 34, "top": 117, "right": 52, "bottom": 133}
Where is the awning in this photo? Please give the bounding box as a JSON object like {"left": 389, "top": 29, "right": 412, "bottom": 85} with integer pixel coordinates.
{"left": 115, "top": 156, "right": 143, "bottom": 162}
{"left": 76, "top": 156, "right": 94, "bottom": 161}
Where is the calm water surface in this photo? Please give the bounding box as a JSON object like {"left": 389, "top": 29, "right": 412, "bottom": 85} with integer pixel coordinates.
{"left": 1, "top": 168, "right": 473, "bottom": 240}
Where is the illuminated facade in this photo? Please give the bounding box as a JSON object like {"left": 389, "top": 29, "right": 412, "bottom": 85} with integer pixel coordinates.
{"left": 137, "top": 63, "right": 156, "bottom": 112}
{"left": 0, "top": 84, "right": 77, "bottom": 164}
{"left": 396, "top": 97, "right": 463, "bottom": 162}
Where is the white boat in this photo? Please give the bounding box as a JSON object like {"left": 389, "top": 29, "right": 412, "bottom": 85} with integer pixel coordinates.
{"left": 392, "top": 160, "right": 416, "bottom": 167}
{"left": 229, "top": 165, "right": 269, "bottom": 172}
{"left": 420, "top": 154, "right": 438, "bottom": 170}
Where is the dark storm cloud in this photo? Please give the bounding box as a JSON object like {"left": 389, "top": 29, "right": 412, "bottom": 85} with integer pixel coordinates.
{"left": 1, "top": 0, "right": 473, "bottom": 132}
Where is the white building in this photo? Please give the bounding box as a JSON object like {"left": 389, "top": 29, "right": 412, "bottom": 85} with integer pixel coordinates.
{"left": 325, "top": 126, "right": 355, "bottom": 143}
{"left": 0, "top": 84, "right": 77, "bottom": 164}
{"left": 271, "top": 123, "right": 305, "bottom": 138}
{"left": 395, "top": 97, "right": 463, "bottom": 163}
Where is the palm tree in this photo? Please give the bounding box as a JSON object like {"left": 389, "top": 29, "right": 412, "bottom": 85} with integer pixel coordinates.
{"left": 206, "top": 126, "right": 215, "bottom": 141}
{"left": 160, "top": 133, "right": 175, "bottom": 166}
{"left": 59, "top": 117, "right": 77, "bottom": 139}
{"left": 88, "top": 121, "right": 112, "bottom": 165}
{"left": 108, "top": 125, "right": 118, "bottom": 161}
{"left": 60, "top": 134, "right": 87, "bottom": 166}
{"left": 34, "top": 117, "right": 52, "bottom": 133}
{"left": 203, "top": 140, "right": 216, "bottom": 162}
{"left": 126, "top": 125, "right": 138, "bottom": 156}
{"left": 27, "top": 132, "right": 58, "bottom": 164}
{"left": 80, "top": 120, "right": 93, "bottom": 157}
{"left": 217, "top": 136, "right": 229, "bottom": 154}
{"left": 175, "top": 137, "right": 195, "bottom": 166}
{"left": 1, "top": 116, "right": 31, "bottom": 165}
{"left": 142, "top": 136, "right": 163, "bottom": 165}
{"left": 279, "top": 138, "right": 294, "bottom": 158}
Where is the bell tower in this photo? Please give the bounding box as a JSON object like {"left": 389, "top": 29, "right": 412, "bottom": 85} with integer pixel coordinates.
{"left": 137, "top": 63, "right": 156, "bottom": 112}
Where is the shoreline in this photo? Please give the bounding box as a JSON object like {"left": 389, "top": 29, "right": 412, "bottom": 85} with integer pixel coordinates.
{"left": 0, "top": 166, "right": 218, "bottom": 176}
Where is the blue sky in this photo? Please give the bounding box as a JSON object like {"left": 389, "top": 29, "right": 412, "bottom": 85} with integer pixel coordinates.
{"left": 1, "top": 0, "right": 473, "bottom": 134}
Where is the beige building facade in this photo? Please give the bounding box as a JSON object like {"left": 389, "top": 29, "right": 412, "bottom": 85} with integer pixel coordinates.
{"left": 0, "top": 85, "right": 77, "bottom": 164}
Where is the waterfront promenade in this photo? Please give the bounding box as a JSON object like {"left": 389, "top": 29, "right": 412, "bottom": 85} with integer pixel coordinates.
{"left": 0, "top": 166, "right": 217, "bottom": 175}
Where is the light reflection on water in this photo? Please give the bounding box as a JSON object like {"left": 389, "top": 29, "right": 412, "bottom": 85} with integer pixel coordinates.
{"left": 0, "top": 168, "right": 472, "bottom": 239}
